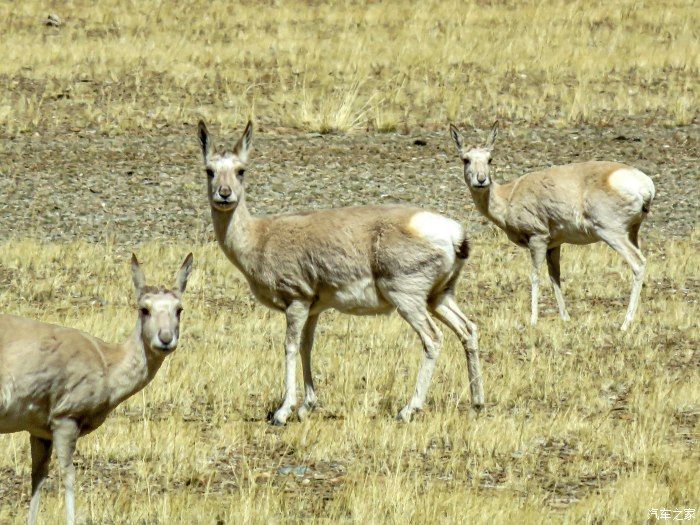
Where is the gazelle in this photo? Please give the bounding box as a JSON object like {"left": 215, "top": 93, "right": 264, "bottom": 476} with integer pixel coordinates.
{"left": 0, "top": 253, "right": 193, "bottom": 525}
{"left": 197, "top": 119, "right": 484, "bottom": 425}
{"left": 449, "top": 122, "right": 655, "bottom": 331}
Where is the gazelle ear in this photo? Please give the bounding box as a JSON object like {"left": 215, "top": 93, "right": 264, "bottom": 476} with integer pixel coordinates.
{"left": 131, "top": 253, "right": 147, "bottom": 296}
{"left": 234, "top": 120, "right": 253, "bottom": 163}
{"left": 485, "top": 120, "right": 499, "bottom": 151}
{"left": 449, "top": 124, "right": 464, "bottom": 153}
{"left": 175, "top": 253, "right": 194, "bottom": 294}
{"left": 198, "top": 120, "right": 212, "bottom": 161}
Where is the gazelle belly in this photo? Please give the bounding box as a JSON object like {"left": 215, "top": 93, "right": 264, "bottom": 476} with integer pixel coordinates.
{"left": 323, "top": 278, "right": 394, "bottom": 316}
{"left": 549, "top": 221, "right": 599, "bottom": 246}
{"left": 0, "top": 398, "right": 51, "bottom": 437}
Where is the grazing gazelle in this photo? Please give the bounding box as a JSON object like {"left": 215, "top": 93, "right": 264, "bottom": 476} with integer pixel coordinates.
{"left": 0, "top": 253, "right": 193, "bottom": 525}
{"left": 197, "top": 119, "right": 484, "bottom": 425}
{"left": 449, "top": 122, "right": 655, "bottom": 331}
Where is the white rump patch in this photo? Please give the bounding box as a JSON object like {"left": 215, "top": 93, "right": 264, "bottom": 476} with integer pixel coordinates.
{"left": 608, "top": 168, "right": 655, "bottom": 201}
{"left": 408, "top": 212, "right": 463, "bottom": 254}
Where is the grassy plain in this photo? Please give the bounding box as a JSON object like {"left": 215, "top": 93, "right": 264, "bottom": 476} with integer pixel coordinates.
{"left": 0, "top": 235, "right": 697, "bottom": 524}
{"left": 0, "top": 0, "right": 697, "bottom": 135}
{"left": 0, "top": 0, "right": 698, "bottom": 523}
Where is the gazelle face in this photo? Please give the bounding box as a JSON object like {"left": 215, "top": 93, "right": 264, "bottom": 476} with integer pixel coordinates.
{"left": 461, "top": 148, "right": 493, "bottom": 189}
{"left": 198, "top": 120, "right": 253, "bottom": 213}
{"left": 204, "top": 154, "right": 246, "bottom": 212}
{"left": 131, "top": 253, "right": 193, "bottom": 354}
{"left": 138, "top": 290, "right": 184, "bottom": 352}
{"left": 449, "top": 121, "right": 499, "bottom": 191}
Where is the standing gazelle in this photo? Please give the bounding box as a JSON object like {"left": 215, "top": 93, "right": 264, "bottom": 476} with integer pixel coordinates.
{"left": 197, "top": 119, "right": 484, "bottom": 425}
{"left": 0, "top": 253, "right": 193, "bottom": 525}
{"left": 449, "top": 122, "right": 655, "bottom": 331}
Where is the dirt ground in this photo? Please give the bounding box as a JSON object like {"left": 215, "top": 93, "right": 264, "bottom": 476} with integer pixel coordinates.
{"left": 1, "top": 120, "right": 697, "bottom": 245}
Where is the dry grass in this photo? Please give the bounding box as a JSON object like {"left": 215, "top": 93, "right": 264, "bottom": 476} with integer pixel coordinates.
{"left": 0, "top": 0, "right": 697, "bottom": 136}
{"left": 0, "top": 0, "right": 697, "bottom": 522}
{"left": 0, "top": 234, "right": 697, "bottom": 523}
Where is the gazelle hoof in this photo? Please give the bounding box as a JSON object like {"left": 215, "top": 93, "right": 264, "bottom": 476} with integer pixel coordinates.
{"left": 396, "top": 406, "right": 414, "bottom": 422}
{"left": 268, "top": 408, "right": 291, "bottom": 426}
{"left": 297, "top": 404, "right": 315, "bottom": 421}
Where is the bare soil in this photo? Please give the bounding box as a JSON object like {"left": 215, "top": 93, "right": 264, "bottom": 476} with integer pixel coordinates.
{"left": 1, "top": 121, "right": 697, "bottom": 245}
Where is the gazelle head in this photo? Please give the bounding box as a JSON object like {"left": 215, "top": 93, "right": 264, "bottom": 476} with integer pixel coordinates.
{"left": 449, "top": 121, "right": 498, "bottom": 191}
{"left": 131, "top": 253, "right": 193, "bottom": 354}
{"left": 197, "top": 120, "right": 253, "bottom": 213}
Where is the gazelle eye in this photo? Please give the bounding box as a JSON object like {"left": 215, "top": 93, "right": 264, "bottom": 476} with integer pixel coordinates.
{"left": 488, "top": 158, "right": 493, "bottom": 165}
{"left": 463, "top": 159, "right": 471, "bottom": 166}
{"left": 206, "top": 168, "right": 215, "bottom": 178}
{"left": 176, "top": 307, "right": 183, "bottom": 318}
{"left": 140, "top": 307, "right": 149, "bottom": 316}
{"left": 236, "top": 168, "right": 246, "bottom": 178}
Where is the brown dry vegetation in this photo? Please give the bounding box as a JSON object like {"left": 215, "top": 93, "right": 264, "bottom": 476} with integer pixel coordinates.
{"left": 0, "top": 236, "right": 697, "bottom": 524}
{"left": 0, "top": 0, "right": 698, "bottom": 523}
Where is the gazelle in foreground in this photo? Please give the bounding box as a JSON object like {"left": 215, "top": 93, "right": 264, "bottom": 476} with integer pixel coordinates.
{"left": 0, "top": 253, "right": 193, "bottom": 525}
{"left": 198, "top": 119, "right": 484, "bottom": 425}
{"left": 449, "top": 122, "right": 655, "bottom": 331}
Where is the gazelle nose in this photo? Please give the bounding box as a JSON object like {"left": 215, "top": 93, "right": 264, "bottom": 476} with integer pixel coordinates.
{"left": 219, "top": 186, "right": 232, "bottom": 198}
{"left": 477, "top": 174, "right": 487, "bottom": 183}
{"left": 158, "top": 329, "right": 174, "bottom": 346}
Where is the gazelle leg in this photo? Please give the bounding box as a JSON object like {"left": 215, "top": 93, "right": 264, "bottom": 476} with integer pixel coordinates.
{"left": 430, "top": 293, "right": 484, "bottom": 409}
{"left": 28, "top": 435, "right": 52, "bottom": 525}
{"left": 528, "top": 238, "right": 548, "bottom": 326}
{"left": 52, "top": 419, "right": 79, "bottom": 525}
{"left": 629, "top": 222, "right": 641, "bottom": 248}
{"left": 271, "top": 300, "right": 310, "bottom": 426}
{"left": 546, "top": 246, "right": 570, "bottom": 321}
{"left": 298, "top": 314, "right": 319, "bottom": 420}
{"left": 389, "top": 294, "right": 443, "bottom": 422}
{"left": 600, "top": 232, "right": 646, "bottom": 331}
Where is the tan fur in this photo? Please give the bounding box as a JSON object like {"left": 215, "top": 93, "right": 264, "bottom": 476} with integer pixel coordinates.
{"left": 450, "top": 123, "right": 655, "bottom": 330}
{"left": 198, "top": 120, "right": 484, "bottom": 425}
{"left": 1, "top": 254, "right": 193, "bottom": 525}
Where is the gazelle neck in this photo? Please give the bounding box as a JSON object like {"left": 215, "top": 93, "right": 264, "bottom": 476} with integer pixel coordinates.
{"left": 107, "top": 320, "right": 165, "bottom": 409}
{"left": 210, "top": 195, "right": 259, "bottom": 277}
{"left": 469, "top": 181, "right": 509, "bottom": 229}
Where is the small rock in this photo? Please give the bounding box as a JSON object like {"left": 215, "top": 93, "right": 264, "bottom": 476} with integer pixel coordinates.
{"left": 277, "top": 465, "right": 310, "bottom": 476}
{"left": 44, "top": 14, "right": 62, "bottom": 27}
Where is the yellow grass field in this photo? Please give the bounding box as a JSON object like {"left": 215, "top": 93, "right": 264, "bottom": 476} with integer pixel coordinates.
{"left": 0, "top": 0, "right": 697, "bottom": 135}
{"left": 0, "top": 235, "right": 697, "bottom": 523}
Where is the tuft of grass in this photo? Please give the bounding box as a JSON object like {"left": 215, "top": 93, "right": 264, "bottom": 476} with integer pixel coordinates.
{"left": 295, "top": 78, "right": 377, "bottom": 134}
